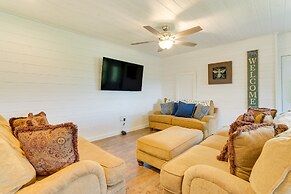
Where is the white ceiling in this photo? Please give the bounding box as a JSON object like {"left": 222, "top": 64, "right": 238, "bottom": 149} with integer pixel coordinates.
{"left": 0, "top": 0, "right": 290, "bottom": 57}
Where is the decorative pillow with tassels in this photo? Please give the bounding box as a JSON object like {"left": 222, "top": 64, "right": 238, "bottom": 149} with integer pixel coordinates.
{"left": 228, "top": 123, "right": 274, "bottom": 181}
{"left": 9, "top": 112, "right": 49, "bottom": 135}
{"left": 16, "top": 123, "right": 79, "bottom": 176}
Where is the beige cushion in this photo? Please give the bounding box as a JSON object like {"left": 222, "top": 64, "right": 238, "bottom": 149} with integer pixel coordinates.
{"left": 229, "top": 125, "right": 274, "bottom": 181}
{"left": 250, "top": 137, "right": 291, "bottom": 194}
{"left": 171, "top": 117, "right": 205, "bottom": 131}
{"left": 148, "top": 114, "right": 174, "bottom": 124}
{"left": 161, "top": 145, "right": 229, "bottom": 194}
{"left": 137, "top": 126, "right": 203, "bottom": 161}
{"left": 17, "top": 123, "right": 79, "bottom": 175}
{"left": 78, "top": 137, "right": 125, "bottom": 186}
{"left": 0, "top": 115, "right": 24, "bottom": 155}
{"left": 200, "top": 134, "right": 228, "bottom": 151}
{"left": 0, "top": 117, "right": 36, "bottom": 193}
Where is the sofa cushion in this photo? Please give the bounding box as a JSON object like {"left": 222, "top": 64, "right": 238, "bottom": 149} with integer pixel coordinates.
{"left": 78, "top": 137, "right": 125, "bottom": 186}
{"left": 200, "top": 134, "right": 228, "bottom": 151}
{"left": 160, "top": 102, "right": 174, "bottom": 115}
{"left": 148, "top": 114, "right": 174, "bottom": 124}
{"left": 160, "top": 145, "right": 229, "bottom": 194}
{"left": 172, "top": 117, "right": 205, "bottom": 131}
{"left": 17, "top": 123, "right": 79, "bottom": 175}
{"left": 228, "top": 124, "right": 274, "bottom": 181}
{"left": 250, "top": 137, "right": 291, "bottom": 194}
{"left": 0, "top": 118, "right": 36, "bottom": 193}
{"left": 175, "top": 101, "right": 196, "bottom": 118}
{"left": 0, "top": 115, "right": 24, "bottom": 155}
{"left": 137, "top": 126, "right": 203, "bottom": 161}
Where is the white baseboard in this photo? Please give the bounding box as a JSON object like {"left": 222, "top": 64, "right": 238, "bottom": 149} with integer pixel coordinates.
{"left": 85, "top": 124, "right": 149, "bottom": 142}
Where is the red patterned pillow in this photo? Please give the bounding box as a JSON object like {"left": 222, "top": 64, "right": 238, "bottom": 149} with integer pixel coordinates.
{"left": 9, "top": 112, "right": 49, "bottom": 135}
{"left": 16, "top": 123, "right": 79, "bottom": 175}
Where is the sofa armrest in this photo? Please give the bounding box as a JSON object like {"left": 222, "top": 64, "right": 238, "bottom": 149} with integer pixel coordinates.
{"left": 201, "top": 115, "right": 216, "bottom": 122}
{"left": 17, "top": 160, "right": 107, "bottom": 194}
{"left": 182, "top": 165, "right": 255, "bottom": 194}
{"left": 153, "top": 111, "right": 161, "bottom": 115}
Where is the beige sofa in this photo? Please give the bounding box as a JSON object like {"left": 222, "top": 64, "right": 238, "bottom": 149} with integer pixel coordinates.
{"left": 0, "top": 115, "right": 126, "bottom": 194}
{"left": 149, "top": 107, "right": 218, "bottom": 138}
{"left": 160, "top": 127, "right": 291, "bottom": 194}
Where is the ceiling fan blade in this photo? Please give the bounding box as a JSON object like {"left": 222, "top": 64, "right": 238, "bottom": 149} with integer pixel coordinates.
{"left": 144, "top": 26, "right": 162, "bottom": 36}
{"left": 131, "top": 41, "right": 155, "bottom": 45}
{"left": 174, "top": 40, "right": 197, "bottom": 47}
{"left": 174, "top": 26, "right": 202, "bottom": 39}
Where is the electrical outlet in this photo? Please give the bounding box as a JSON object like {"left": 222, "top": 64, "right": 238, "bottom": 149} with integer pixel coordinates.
{"left": 120, "top": 116, "right": 126, "bottom": 122}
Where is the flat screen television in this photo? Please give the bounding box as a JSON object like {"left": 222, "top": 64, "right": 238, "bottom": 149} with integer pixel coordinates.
{"left": 101, "top": 57, "right": 144, "bottom": 91}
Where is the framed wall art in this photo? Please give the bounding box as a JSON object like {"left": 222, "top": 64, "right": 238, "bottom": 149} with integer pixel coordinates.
{"left": 208, "top": 61, "right": 232, "bottom": 84}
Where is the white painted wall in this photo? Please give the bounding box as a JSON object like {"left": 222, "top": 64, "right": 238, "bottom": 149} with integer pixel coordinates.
{"left": 0, "top": 12, "right": 162, "bottom": 141}
{"left": 161, "top": 34, "right": 276, "bottom": 128}
{"left": 276, "top": 32, "right": 291, "bottom": 113}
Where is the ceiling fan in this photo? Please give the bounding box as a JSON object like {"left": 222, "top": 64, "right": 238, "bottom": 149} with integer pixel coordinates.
{"left": 131, "top": 25, "right": 202, "bottom": 52}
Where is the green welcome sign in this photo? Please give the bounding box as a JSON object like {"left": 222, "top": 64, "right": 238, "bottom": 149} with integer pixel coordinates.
{"left": 247, "top": 50, "right": 258, "bottom": 108}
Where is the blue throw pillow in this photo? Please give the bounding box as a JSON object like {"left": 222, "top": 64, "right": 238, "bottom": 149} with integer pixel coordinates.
{"left": 171, "top": 102, "right": 179, "bottom": 115}
{"left": 175, "top": 101, "right": 196, "bottom": 118}
{"left": 160, "top": 102, "right": 174, "bottom": 115}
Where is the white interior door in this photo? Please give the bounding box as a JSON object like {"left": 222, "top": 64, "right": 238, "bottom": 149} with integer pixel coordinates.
{"left": 176, "top": 73, "right": 197, "bottom": 100}
{"left": 282, "top": 56, "right": 291, "bottom": 112}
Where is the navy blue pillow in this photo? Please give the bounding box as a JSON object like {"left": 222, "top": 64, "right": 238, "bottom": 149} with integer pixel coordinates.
{"left": 175, "top": 101, "right": 196, "bottom": 118}
{"left": 171, "top": 102, "right": 179, "bottom": 115}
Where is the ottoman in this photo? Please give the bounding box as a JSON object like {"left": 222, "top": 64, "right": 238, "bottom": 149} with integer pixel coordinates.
{"left": 136, "top": 126, "right": 203, "bottom": 169}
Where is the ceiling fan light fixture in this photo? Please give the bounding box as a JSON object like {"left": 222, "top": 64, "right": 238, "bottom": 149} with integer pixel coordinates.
{"left": 158, "top": 38, "right": 174, "bottom": 49}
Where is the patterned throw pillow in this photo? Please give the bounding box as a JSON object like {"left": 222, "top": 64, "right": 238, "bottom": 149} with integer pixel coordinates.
{"left": 9, "top": 112, "right": 49, "bottom": 135}
{"left": 16, "top": 123, "right": 79, "bottom": 175}
{"left": 248, "top": 107, "right": 277, "bottom": 118}
{"left": 160, "top": 102, "right": 174, "bottom": 115}
{"left": 193, "top": 104, "right": 210, "bottom": 120}
{"left": 254, "top": 112, "right": 273, "bottom": 124}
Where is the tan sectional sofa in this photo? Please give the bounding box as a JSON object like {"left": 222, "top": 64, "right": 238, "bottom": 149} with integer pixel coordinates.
{"left": 160, "top": 127, "right": 291, "bottom": 194}
{"left": 0, "top": 115, "right": 126, "bottom": 194}
{"left": 149, "top": 107, "right": 218, "bottom": 138}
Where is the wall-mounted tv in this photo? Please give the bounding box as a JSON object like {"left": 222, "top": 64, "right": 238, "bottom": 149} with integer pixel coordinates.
{"left": 101, "top": 57, "right": 144, "bottom": 91}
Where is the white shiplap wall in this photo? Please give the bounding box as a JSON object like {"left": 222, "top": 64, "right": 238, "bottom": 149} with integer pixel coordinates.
{"left": 161, "top": 34, "right": 276, "bottom": 128}
{"left": 276, "top": 32, "right": 291, "bottom": 112}
{"left": 0, "top": 12, "right": 162, "bottom": 141}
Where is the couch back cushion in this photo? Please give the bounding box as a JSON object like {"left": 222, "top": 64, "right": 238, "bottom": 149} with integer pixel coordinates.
{"left": 0, "top": 115, "right": 36, "bottom": 193}
{"left": 0, "top": 115, "right": 24, "bottom": 155}
{"left": 250, "top": 136, "right": 291, "bottom": 194}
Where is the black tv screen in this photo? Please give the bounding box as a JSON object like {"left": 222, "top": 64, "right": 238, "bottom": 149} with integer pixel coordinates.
{"left": 101, "top": 57, "right": 144, "bottom": 91}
